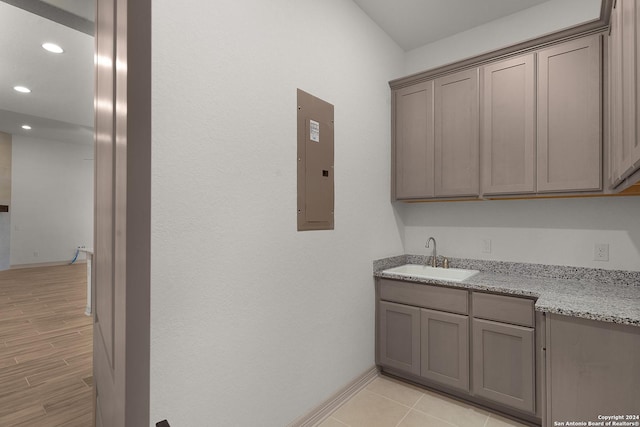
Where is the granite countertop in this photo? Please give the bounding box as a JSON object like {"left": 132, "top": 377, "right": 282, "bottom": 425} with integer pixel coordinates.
{"left": 373, "top": 255, "right": 640, "bottom": 327}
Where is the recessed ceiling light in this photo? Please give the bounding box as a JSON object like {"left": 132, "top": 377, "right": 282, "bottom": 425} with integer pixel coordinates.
{"left": 14, "top": 86, "right": 31, "bottom": 93}
{"left": 42, "top": 42, "right": 64, "bottom": 54}
{"left": 21, "top": 125, "right": 32, "bottom": 130}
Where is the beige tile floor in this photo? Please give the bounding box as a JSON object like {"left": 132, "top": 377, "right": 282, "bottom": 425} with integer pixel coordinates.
{"left": 318, "top": 376, "right": 529, "bottom": 427}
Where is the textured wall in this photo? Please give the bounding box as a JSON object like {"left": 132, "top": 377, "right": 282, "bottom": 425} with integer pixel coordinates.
{"left": 150, "top": 1, "right": 405, "bottom": 425}
{"left": 403, "top": 0, "right": 602, "bottom": 75}
{"left": 400, "top": 197, "right": 640, "bottom": 271}
{"left": 10, "top": 135, "right": 93, "bottom": 266}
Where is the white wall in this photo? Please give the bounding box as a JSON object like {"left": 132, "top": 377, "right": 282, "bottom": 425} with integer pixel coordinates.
{"left": 404, "top": 0, "right": 601, "bottom": 75}
{"left": 150, "top": 1, "right": 404, "bottom": 425}
{"left": 0, "top": 132, "right": 11, "bottom": 270}
{"left": 400, "top": 197, "right": 640, "bottom": 271}
{"left": 10, "top": 135, "right": 93, "bottom": 266}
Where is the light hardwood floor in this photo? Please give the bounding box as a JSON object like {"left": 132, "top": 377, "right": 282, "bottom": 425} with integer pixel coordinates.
{"left": 0, "top": 264, "right": 93, "bottom": 426}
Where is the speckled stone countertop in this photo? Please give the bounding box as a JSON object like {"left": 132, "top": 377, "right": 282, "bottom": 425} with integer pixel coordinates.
{"left": 373, "top": 255, "right": 640, "bottom": 327}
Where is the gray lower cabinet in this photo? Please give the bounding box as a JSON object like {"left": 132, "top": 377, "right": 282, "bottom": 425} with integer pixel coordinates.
{"left": 472, "top": 318, "right": 535, "bottom": 414}
{"left": 420, "top": 308, "right": 469, "bottom": 392}
{"left": 377, "top": 280, "right": 538, "bottom": 418}
{"left": 378, "top": 301, "right": 420, "bottom": 376}
{"left": 546, "top": 314, "right": 640, "bottom": 426}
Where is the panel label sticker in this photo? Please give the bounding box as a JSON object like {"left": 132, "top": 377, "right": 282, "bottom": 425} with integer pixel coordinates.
{"left": 309, "top": 119, "right": 320, "bottom": 142}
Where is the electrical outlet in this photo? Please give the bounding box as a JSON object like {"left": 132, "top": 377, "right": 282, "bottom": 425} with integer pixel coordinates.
{"left": 482, "top": 239, "right": 492, "bottom": 254}
{"left": 594, "top": 243, "right": 609, "bottom": 262}
{"left": 33, "top": 251, "right": 39, "bottom": 258}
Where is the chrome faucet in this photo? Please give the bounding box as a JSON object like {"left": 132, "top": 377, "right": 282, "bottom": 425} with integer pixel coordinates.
{"left": 425, "top": 237, "right": 437, "bottom": 267}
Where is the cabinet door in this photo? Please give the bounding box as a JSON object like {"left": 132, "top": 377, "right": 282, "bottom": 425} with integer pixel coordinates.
{"left": 472, "top": 318, "right": 534, "bottom": 413}
{"left": 633, "top": 0, "right": 640, "bottom": 174}
{"left": 481, "top": 54, "right": 535, "bottom": 195}
{"left": 546, "top": 314, "right": 640, "bottom": 426}
{"left": 378, "top": 301, "right": 420, "bottom": 376}
{"left": 420, "top": 309, "right": 469, "bottom": 392}
{"left": 434, "top": 68, "right": 480, "bottom": 197}
{"left": 394, "top": 82, "right": 434, "bottom": 199}
{"left": 537, "top": 35, "right": 602, "bottom": 192}
{"left": 609, "top": 0, "right": 623, "bottom": 186}
{"left": 620, "top": 0, "right": 640, "bottom": 178}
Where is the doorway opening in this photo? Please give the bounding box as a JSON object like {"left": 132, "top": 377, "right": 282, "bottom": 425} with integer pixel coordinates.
{"left": 0, "top": 0, "right": 96, "bottom": 425}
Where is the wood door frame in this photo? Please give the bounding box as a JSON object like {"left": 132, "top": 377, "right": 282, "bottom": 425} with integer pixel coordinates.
{"left": 94, "top": 0, "right": 151, "bottom": 425}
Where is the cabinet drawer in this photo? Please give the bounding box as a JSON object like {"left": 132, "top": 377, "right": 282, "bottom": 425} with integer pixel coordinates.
{"left": 379, "top": 279, "right": 468, "bottom": 315}
{"left": 472, "top": 292, "right": 534, "bottom": 327}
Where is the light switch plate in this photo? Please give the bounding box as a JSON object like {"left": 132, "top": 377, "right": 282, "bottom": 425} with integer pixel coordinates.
{"left": 481, "top": 239, "right": 492, "bottom": 254}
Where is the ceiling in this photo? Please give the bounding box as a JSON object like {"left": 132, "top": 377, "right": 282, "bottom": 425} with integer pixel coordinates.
{"left": 0, "top": 0, "right": 94, "bottom": 145}
{"left": 39, "top": 0, "right": 94, "bottom": 22}
{"left": 352, "top": 0, "right": 553, "bottom": 51}
{"left": 0, "top": 0, "right": 599, "bottom": 147}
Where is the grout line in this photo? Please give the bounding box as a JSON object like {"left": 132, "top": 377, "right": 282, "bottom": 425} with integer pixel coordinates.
{"left": 408, "top": 402, "right": 465, "bottom": 427}
{"left": 394, "top": 409, "right": 412, "bottom": 427}
{"left": 331, "top": 387, "right": 417, "bottom": 426}
{"left": 411, "top": 393, "right": 424, "bottom": 409}
{"left": 380, "top": 389, "right": 462, "bottom": 427}
{"left": 363, "top": 389, "right": 415, "bottom": 410}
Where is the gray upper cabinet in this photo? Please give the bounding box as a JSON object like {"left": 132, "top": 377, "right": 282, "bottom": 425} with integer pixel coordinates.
{"left": 394, "top": 82, "right": 435, "bottom": 199}
{"left": 481, "top": 54, "right": 536, "bottom": 195}
{"left": 420, "top": 308, "right": 469, "bottom": 392}
{"left": 391, "top": 31, "right": 611, "bottom": 199}
{"left": 609, "top": 1, "right": 623, "bottom": 186}
{"left": 378, "top": 301, "right": 420, "bottom": 376}
{"left": 619, "top": 0, "right": 640, "bottom": 179}
{"left": 537, "top": 35, "right": 602, "bottom": 192}
{"left": 609, "top": 0, "right": 640, "bottom": 188}
{"left": 434, "top": 68, "right": 480, "bottom": 197}
{"left": 631, "top": 0, "right": 640, "bottom": 175}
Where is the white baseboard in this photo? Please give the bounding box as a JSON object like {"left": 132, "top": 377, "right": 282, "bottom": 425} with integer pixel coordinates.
{"left": 288, "top": 366, "right": 379, "bottom": 427}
